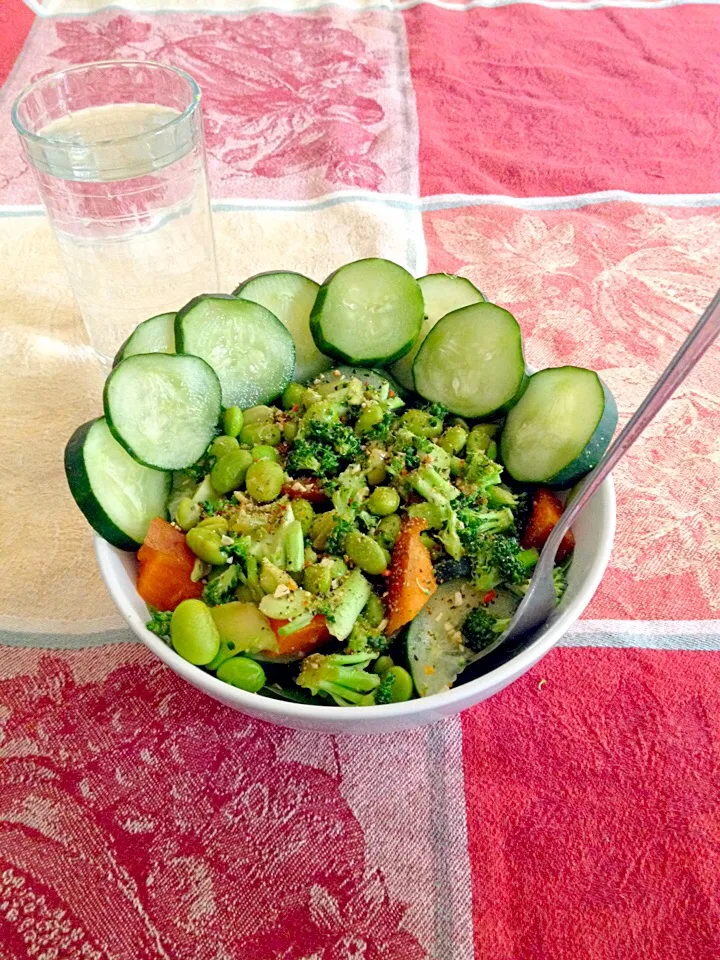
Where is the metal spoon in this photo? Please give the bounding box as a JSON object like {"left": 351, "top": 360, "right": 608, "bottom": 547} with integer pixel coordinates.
{"left": 468, "top": 285, "right": 720, "bottom": 666}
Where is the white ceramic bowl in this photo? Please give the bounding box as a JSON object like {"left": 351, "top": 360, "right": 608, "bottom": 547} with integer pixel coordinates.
{"left": 95, "top": 476, "right": 614, "bottom": 734}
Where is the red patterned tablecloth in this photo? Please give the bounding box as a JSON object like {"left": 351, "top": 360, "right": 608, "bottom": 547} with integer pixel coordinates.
{"left": 1, "top": 1, "right": 718, "bottom": 957}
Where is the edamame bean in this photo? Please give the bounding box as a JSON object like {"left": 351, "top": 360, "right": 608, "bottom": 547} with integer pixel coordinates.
{"left": 251, "top": 445, "right": 280, "bottom": 463}
{"left": 376, "top": 514, "right": 401, "bottom": 550}
{"left": 355, "top": 402, "right": 384, "bottom": 436}
{"left": 211, "top": 449, "right": 253, "bottom": 495}
{"left": 210, "top": 434, "right": 240, "bottom": 459}
{"left": 363, "top": 593, "right": 385, "bottom": 628}
{"left": 486, "top": 440, "right": 498, "bottom": 461}
{"left": 303, "top": 564, "right": 332, "bottom": 595}
{"left": 373, "top": 655, "right": 394, "bottom": 676}
{"left": 367, "top": 486, "right": 400, "bottom": 517}
{"left": 466, "top": 423, "right": 499, "bottom": 455}
{"left": 310, "top": 511, "right": 335, "bottom": 550}
{"left": 282, "top": 382, "right": 306, "bottom": 410}
{"left": 302, "top": 387, "right": 322, "bottom": 408}
{"left": 245, "top": 460, "right": 284, "bottom": 503}
{"left": 283, "top": 420, "right": 298, "bottom": 443}
{"left": 216, "top": 656, "right": 266, "bottom": 692}
{"left": 438, "top": 424, "right": 468, "bottom": 456}
{"left": 329, "top": 558, "right": 348, "bottom": 580}
{"left": 291, "top": 498, "right": 315, "bottom": 535}
{"left": 222, "top": 406, "right": 244, "bottom": 438}
{"left": 242, "top": 405, "right": 274, "bottom": 424}
{"left": 384, "top": 666, "right": 413, "bottom": 702}
{"left": 345, "top": 531, "right": 388, "bottom": 576}
{"left": 239, "top": 422, "right": 282, "bottom": 447}
{"left": 170, "top": 599, "right": 220, "bottom": 665}
{"left": 401, "top": 409, "right": 443, "bottom": 438}
{"left": 197, "top": 515, "right": 228, "bottom": 535}
{"left": 176, "top": 497, "right": 202, "bottom": 531}
{"left": 366, "top": 449, "right": 388, "bottom": 486}
{"left": 186, "top": 526, "right": 227, "bottom": 565}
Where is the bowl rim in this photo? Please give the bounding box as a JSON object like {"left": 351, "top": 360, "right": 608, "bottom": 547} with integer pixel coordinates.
{"left": 95, "top": 474, "right": 615, "bottom": 722}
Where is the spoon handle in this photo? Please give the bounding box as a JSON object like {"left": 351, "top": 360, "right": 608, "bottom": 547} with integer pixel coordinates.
{"left": 542, "top": 286, "right": 720, "bottom": 558}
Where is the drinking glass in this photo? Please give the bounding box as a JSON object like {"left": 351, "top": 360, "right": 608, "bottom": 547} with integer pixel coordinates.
{"left": 12, "top": 60, "right": 218, "bottom": 366}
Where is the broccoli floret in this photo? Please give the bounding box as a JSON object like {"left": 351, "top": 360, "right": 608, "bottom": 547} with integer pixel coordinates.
{"left": 459, "top": 451, "right": 503, "bottom": 498}
{"left": 437, "top": 507, "right": 464, "bottom": 560}
{"left": 461, "top": 607, "right": 511, "bottom": 653}
{"left": 202, "top": 565, "right": 240, "bottom": 606}
{"left": 326, "top": 517, "right": 354, "bottom": 556}
{"left": 365, "top": 412, "right": 394, "bottom": 442}
{"left": 553, "top": 563, "right": 568, "bottom": 601}
{"left": 309, "top": 420, "right": 363, "bottom": 460}
{"left": 328, "top": 465, "right": 368, "bottom": 520}
{"left": 296, "top": 652, "right": 380, "bottom": 706}
{"left": 373, "top": 670, "right": 396, "bottom": 705}
{"left": 289, "top": 419, "right": 363, "bottom": 478}
{"left": 459, "top": 526, "right": 522, "bottom": 593}
{"left": 409, "top": 464, "right": 459, "bottom": 508}
{"left": 287, "top": 438, "right": 340, "bottom": 477}
{"left": 424, "top": 401, "right": 448, "bottom": 420}
{"left": 457, "top": 503, "right": 515, "bottom": 543}
{"left": 433, "top": 557, "right": 472, "bottom": 584}
{"left": 345, "top": 615, "right": 389, "bottom": 655}
{"left": 486, "top": 484, "right": 520, "bottom": 510}
{"left": 146, "top": 608, "right": 172, "bottom": 639}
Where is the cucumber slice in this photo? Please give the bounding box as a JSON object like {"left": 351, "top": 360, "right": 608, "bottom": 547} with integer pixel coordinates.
{"left": 311, "top": 364, "right": 409, "bottom": 400}
{"left": 104, "top": 353, "right": 222, "bottom": 471}
{"left": 65, "top": 417, "right": 170, "bottom": 550}
{"left": 113, "top": 312, "right": 176, "bottom": 367}
{"left": 413, "top": 302, "right": 527, "bottom": 419}
{"left": 176, "top": 294, "right": 295, "bottom": 408}
{"left": 391, "top": 274, "right": 484, "bottom": 391}
{"left": 406, "top": 579, "right": 484, "bottom": 697}
{"left": 233, "top": 271, "right": 330, "bottom": 383}
{"left": 500, "top": 366, "right": 618, "bottom": 487}
{"left": 310, "top": 259, "right": 423, "bottom": 366}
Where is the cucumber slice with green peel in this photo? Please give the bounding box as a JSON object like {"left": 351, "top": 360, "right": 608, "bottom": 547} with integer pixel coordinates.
{"left": 113, "top": 313, "right": 176, "bottom": 368}
{"left": 233, "top": 271, "right": 330, "bottom": 383}
{"left": 64, "top": 417, "right": 170, "bottom": 550}
{"left": 413, "top": 302, "right": 527, "bottom": 419}
{"left": 406, "top": 579, "right": 485, "bottom": 697}
{"left": 104, "top": 353, "right": 222, "bottom": 471}
{"left": 311, "top": 364, "right": 409, "bottom": 400}
{"left": 176, "top": 294, "right": 295, "bottom": 408}
{"left": 500, "top": 366, "right": 618, "bottom": 487}
{"left": 391, "top": 274, "right": 484, "bottom": 391}
{"left": 310, "top": 259, "right": 424, "bottom": 366}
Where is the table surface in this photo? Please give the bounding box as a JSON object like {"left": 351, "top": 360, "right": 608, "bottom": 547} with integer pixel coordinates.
{"left": 1, "top": 1, "right": 719, "bottom": 958}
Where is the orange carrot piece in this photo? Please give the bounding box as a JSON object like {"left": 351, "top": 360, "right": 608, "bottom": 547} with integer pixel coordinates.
{"left": 385, "top": 517, "right": 437, "bottom": 635}
{"left": 137, "top": 517, "right": 203, "bottom": 611}
{"left": 266, "top": 615, "right": 331, "bottom": 658}
{"left": 521, "top": 488, "right": 575, "bottom": 563}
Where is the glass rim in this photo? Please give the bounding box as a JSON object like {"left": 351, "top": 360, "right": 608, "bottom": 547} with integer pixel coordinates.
{"left": 11, "top": 59, "right": 202, "bottom": 148}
